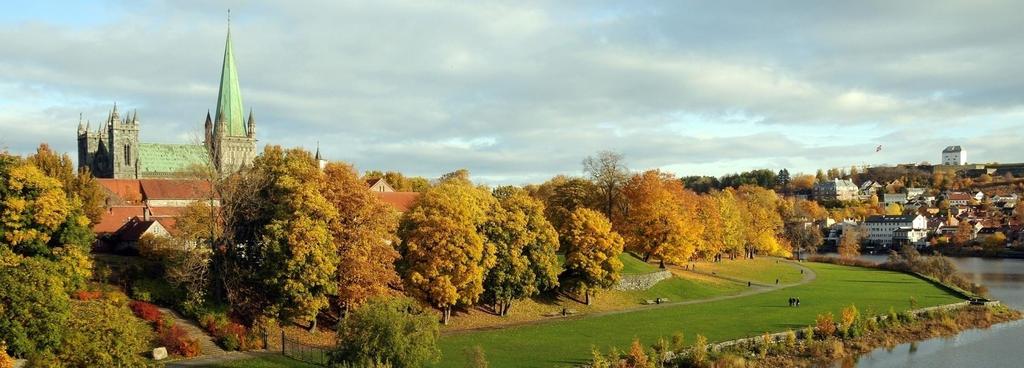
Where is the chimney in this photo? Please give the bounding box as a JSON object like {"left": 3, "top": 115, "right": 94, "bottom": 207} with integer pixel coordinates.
{"left": 143, "top": 207, "right": 151, "bottom": 221}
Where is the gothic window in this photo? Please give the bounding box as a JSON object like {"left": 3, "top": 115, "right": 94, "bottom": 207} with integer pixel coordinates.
{"left": 125, "top": 144, "right": 131, "bottom": 164}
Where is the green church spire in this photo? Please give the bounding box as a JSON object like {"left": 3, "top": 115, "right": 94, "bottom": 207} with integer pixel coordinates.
{"left": 215, "top": 20, "right": 246, "bottom": 137}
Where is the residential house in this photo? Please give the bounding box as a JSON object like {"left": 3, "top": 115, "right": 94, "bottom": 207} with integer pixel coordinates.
{"left": 945, "top": 192, "right": 972, "bottom": 206}
{"left": 883, "top": 193, "right": 908, "bottom": 206}
{"left": 366, "top": 178, "right": 396, "bottom": 192}
{"left": 865, "top": 214, "right": 928, "bottom": 247}
{"left": 814, "top": 179, "right": 859, "bottom": 201}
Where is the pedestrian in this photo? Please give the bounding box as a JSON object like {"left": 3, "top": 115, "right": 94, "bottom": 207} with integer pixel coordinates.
{"left": 748, "top": 281, "right": 751, "bottom": 287}
{"left": 800, "top": 269, "right": 804, "bottom": 274}
{"left": 776, "top": 278, "right": 779, "bottom": 285}
{"left": 796, "top": 298, "right": 801, "bottom": 307}
{"left": 561, "top": 307, "right": 567, "bottom": 316}
{"left": 788, "top": 297, "right": 794, "bottom": 307}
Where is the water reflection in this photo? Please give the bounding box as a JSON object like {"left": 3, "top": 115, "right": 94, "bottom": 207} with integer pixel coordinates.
{"left": 843, "top": 256, "right": 1024, "bottom": 367}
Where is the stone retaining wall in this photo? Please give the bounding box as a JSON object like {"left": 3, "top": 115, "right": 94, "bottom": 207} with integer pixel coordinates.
{"left": 615, "top": 270, "right": 673, "bottom": 291}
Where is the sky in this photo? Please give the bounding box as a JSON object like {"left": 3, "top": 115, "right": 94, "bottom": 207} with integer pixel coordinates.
{"left": 1, "top": 0, "right": 1022, "bottom": 184}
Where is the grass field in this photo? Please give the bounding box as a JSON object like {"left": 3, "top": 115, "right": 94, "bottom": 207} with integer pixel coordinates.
{"left": 434, "top": 262, "right": 963, "bottom": 367}
{"left": 203, "top": 354, "right": 318, "bottom": 368}
{"left": 691, "top": 257, "right": 804, "bottom": 285}
{"left": 619, "top": 252, "right": 661, "bottom": 274}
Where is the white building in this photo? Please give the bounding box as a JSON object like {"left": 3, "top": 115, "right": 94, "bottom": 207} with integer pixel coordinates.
{"left": 865, "top": 214, "right": 928, "bottom": 247}
{"left": 942, "top": 146, "right": 966, "bottom": 166}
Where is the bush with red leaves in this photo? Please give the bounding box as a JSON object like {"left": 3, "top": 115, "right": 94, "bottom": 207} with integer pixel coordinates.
{"left": 159, "top": 325, "right": 200, "bottom": 358}
{"left": 128, "top": 300, "right": 163, "bottom": 324}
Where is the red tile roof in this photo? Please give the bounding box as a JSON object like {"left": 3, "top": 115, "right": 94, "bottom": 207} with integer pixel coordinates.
{"left": 375, "top": 192, "right": 419, "bottom": 212}
{"left": 947, "top": 193, "right": 972, "bottom": 201}
{"left": 97, "top": 179, "right": 144, "bottom": 204}
{"left": 94, "top": 206, "right": 146, "bottom": 234}
{"left": 140, "top": 179, "right": 214, "bottom": 200}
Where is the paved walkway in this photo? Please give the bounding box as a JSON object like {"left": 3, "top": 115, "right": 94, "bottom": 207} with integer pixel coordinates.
{"left": 158, "top": 307, "right": 225, "bottom": 356}
{"left": 445, "top": 258, "right": 817, "bottom": 335}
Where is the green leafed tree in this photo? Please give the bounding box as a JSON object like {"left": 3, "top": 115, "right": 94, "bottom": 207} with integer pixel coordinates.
{"left": 481, "top": 186, "right": 561, "bottom": 316}
{"left": 219, "top": 146, "right": 339, "bottom": 330}
{"left": 330, "top": 297, "right": 440, "bottom": 368}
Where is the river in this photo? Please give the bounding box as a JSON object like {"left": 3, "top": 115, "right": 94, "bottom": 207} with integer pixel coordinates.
{"left": 839, "top": 255, "right": 1024, "bottom": 368}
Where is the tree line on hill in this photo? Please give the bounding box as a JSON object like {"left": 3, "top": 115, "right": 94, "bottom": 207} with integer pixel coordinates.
{"left": 1, "top": 145, "right": 824, "bottom": 366}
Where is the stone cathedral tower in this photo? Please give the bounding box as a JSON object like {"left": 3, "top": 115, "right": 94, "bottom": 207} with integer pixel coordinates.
{"left": 78, "top": 20, "right": 256, "bottom": 179}
{"left": 205, "top": 24, "right": 257, "bottom": 174}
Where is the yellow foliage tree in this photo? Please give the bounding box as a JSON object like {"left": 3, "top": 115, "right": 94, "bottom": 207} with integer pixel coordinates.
{"left": 399, "top": 174, "right": 497, "bottom": 324}
{"left": 0, "top": 159, "right": 69, "bottom": 255}
{"left": 561, "top": 208, "right": 624, "bottom": 305}
{"left": 617, "top": 170, "right": 701, "bottom": 267}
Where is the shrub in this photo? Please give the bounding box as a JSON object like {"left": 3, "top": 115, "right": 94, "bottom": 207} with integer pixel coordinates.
{"left": 129, "top": 300, "right": 163, "bottom": 324}
{"left": 671, "top": 331, "right": 685, "bottom": 351}
{"left": 691, "top": 334, "right": 708, "bottom": 365}
{"left": 214, "top": 322, "right": 248, "bottom": 351}
{"left": 815, "top": 312, "right": 836, "bottom": 338}
{"left": 784, "top": 330, "right": 797, "bottom": 349}
{"left": 56, "top": 300, "right": 153, "bottom": 367}
{"left": 130, "top": 278, "right": 182, "bottom": 305}
{"left": 840, "top": 305, "right": 860, "bottom": 337}
{"left": 73, "top": 290, "right": 103, "bottom": 301}
{"left": 105, "top": 290, "right": 130, "bottom": 307}
{"left": 0, "top": 257, "right": 70, "bottom": 357}
{"left": 802, "top": 326, "right": 815, "bottom": 342}
{"left": 0, "top": 341, "right": 13, "bottom": 368}
{"left": 159, "top": 325, "right": 200, "bottom": 358}
{"left": 627, "top": 339, "right": 650, "bottom": 368}
{"left": 330, "top": 297, "right": 441, "bottom": 368}
{"left": 590, "top": 346, "right": 610, "bottom": 368}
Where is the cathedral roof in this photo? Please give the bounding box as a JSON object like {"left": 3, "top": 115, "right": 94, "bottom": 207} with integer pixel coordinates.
{"left": 137, "top": 143, "right": 209, "bottom": 177}
{"left": 215, "top": 26, "right": 247, "bottom": 137}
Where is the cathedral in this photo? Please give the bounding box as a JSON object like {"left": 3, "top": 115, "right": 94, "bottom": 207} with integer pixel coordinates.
{"left": 78, "top": 26, "right": 257, "bottom": 178}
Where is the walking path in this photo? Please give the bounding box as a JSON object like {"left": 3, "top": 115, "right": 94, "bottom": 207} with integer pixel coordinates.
{"left": 158, "top": 307, "right": 226, "bottom": 356}
{"left": 445, "top": 258, "right": 816, "bottom": 335}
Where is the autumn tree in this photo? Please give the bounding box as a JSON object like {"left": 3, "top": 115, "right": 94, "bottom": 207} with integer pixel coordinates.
{"left": 716, "top": 189, "right": 746, "bottom": 259}
{"left": 398, "top": 173, "right": 496, "bottom": 324}
{"left": 838, "top": 226, "right": 864, "bottom": 258}
{"left": 738, "top": 186, "right": 786, "bottom": 258}
{"left": 26, "top": 143, "right": 105, "bottom": 224}
{"left": 784, "top": 223, "right": 823, "bottom": 260}
{"left": 560, "top": 208, "right": 624, "bottom": 305}
{"left": 535, "top": 176, "right": 599, "bottom": 234}
{"left": 693, "top": 194, "right": 724, "bottom": 260}
{"left": 790, "top": 175, "right": 816, "bottom": 191}
{"left": 954, "top": 221, "right": 975, "bottom": 245}
{"left": 0, "top": 156, "right": 70, "bottom": 256}
{"left": 617, "top": 170, "right": 701, "bottom": 266}
{"left": 582, "top": 151, "right": 629, "bottom": 219}
{"left": 481, "top": 186, "right": 561, "bottom": 316}
{"left": 323, "top": 162, "right": 402, "bottom": 316}
{"left": 219, "top": 146, "right": 339, "bottom": 330}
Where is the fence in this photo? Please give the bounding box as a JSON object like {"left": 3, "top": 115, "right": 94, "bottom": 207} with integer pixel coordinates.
{"left": 281, "top": 331, "right": 330, "bottom": 367}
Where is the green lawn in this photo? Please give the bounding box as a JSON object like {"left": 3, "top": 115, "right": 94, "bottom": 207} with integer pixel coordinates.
{"left": 695, "top": 257, "right": 804, "bottom": 285}
{"left": 555, "top": 252, "right": 660, "bottom": 275}
{"left": 203, "top": 354, "right": 319, "bottom": 368}
{"left": 618, "top": 252, "right": 660, "bottom": 274}
{"left": 630, "top": 274, "right": 746, "bottom": 304}
{"left": 434, "top": 262, "right": 963, "bottom": 368}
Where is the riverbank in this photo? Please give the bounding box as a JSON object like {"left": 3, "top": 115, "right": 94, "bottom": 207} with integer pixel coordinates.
{"left": 708, "top": 304, "right": 1022, "bottom": 368}
{"left": 931, "top": 245, "right": 1024, "bottom": 259}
